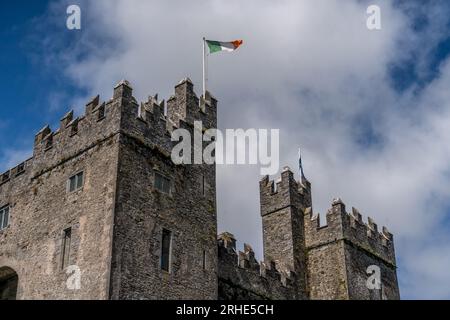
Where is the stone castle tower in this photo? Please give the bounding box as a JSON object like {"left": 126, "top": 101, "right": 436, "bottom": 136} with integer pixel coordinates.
{"left": 0, "top": 79, "right": 399, "bottom": 300}
{"left": 218, "top": 168, "right": 399, "bottom": 300}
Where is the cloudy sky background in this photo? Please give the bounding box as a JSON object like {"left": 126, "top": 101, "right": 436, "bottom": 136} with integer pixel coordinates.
{"left": 1, "top": 0, "right": 450, "bottom": 299}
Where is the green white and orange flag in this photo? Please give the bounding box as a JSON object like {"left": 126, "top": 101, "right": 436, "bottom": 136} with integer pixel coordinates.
{"left": 202, "top": 38, "right": 243, "bottom": 98}
{"left": 206, "top": 39, "right": 244, "bottom": 54}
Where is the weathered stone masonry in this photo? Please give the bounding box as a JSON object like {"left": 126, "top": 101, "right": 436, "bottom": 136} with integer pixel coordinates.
{"left": 0, "top": 78, "right": 400, "bottom": 300}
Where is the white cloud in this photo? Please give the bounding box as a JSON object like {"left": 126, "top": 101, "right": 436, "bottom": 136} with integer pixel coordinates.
{"left": 38, "top": 0, "right": 450, "bottom": 298}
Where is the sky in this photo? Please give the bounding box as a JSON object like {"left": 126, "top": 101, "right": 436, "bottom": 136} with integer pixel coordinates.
{"left": 1, "top": 0, "right": 450, "bottom": 299}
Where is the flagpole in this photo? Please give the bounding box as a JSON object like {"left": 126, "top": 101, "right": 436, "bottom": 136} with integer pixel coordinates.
{"left": 202, "top": 37, "right": 206, "bottom": 99}
{"left": 299, "top": 148, "right": 305, "bottom": 180}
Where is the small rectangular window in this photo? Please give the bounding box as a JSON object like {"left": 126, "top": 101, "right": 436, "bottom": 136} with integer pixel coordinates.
{"left": 202, "top": 250, "right": 207, "bottom": 270}
{"left": 155, "top": 172, "right": 171, "bottom": 194}
{"left": 0, "top": 206, "right": 10, "bottom": 231}
{"left": 202, "top": 175, "right": 206, "bottom": 196}
{"left": 61, "top": 228, "right": 72, "bottom": 269}
{"left": 68, "top": 172, "right": 84, "bottom": 192}
{"left": 161, "top": 229, "right": 172, "bottom": 272}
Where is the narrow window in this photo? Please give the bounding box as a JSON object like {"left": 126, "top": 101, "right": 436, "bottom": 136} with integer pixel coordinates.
{"left": 61, "top": 228, "right": 72, "bottom": 269}
{"left": 155, "top": 172, "right": 171, "bottom": 194}
{"left": 202, "top": 250, "right": 207, "bottom": 270}
{"left": 202, "top": 175, "right": 206, "bottom": 196}
{"left": 68, "top": 172, "right": 84, "bottom": 192}
{"left": 0, "top": 206, "right": 10, "bottom": 231}
{"left": 161, "top": 229, "right": 172, "bottom": 272}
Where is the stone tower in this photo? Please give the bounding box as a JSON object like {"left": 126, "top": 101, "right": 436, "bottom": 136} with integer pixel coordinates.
{"left": 0, "top": 77, "right": 399, "bottom": 300}
{"left": 304, "top": 197, "right": 400, "bottom": 299}
{"left": 0, "top": 79, "right": 218, "bottom": 300}
{"left": 259, "top": 167, "right": 312, "bottom": 299}
{"left": 109, "top": 78, "right": 218, "bottom": 299}
{"left": 259, "top": 167, "right": 400, "bottom": 300}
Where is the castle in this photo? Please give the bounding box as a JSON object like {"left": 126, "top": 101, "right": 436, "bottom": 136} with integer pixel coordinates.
{"left": 0, "top": 79, "right": 400, "bottom": 300}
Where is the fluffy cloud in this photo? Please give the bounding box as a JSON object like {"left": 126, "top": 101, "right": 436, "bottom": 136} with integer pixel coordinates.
{"left": 36, "top": 0, "right": 450, "bottom": 298}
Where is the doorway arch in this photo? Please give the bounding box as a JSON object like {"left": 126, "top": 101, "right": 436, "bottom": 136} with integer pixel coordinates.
{"left": 0, "top": 266, "right": 18, "bottom": 300}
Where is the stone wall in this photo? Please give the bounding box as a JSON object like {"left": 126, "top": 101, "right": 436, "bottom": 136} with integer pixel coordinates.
{"left": 0, "top": 77, "right": 400, "bottom": 301}
{"left": 0, "top": 88, "right": 122, "bottom": 299}
{"left": 217, "top": 233, "right": 298, "bottom": 300}
{"left": 259, "top": 168, "right": 312, "bottom": 299}
{"left": 304, "top": 198, "right": 400, "bottom": 300}
{"left": 108, "top": 79, "right": 218, "bottom": 300}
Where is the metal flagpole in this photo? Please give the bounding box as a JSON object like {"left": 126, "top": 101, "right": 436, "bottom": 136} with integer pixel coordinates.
{"left": 299, "top": 148, "right": 305, "bottom": 179}
{"left": 203, "top": 37, "right": 207, "bottom": 99}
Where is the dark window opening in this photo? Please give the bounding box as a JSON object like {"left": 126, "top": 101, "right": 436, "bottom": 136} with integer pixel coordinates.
{"left": 0, "top": 206, "right": 10, "bottom": 231}
{"left": 202, "top": 250, "right": 207, "bottom": 270}
{"left": 161, "top": 229, "right": 172, "bottom": 272}
{"left": 68, "top": 172, "right": 84, "bottom": 192}
{"left": 155, "top": 172, "right": 171, "bottom": 194}
{"left": 61, "top": 228, "right": 72, "bottom": 270}
{"left": 202, "top": 175, "right": 206, "bottom": 196}
{"left": 0, "top": 267, "right": 18, "bottom": 300}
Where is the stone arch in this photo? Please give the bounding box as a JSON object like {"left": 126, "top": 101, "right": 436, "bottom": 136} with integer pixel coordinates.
{"left": 0, "top": 266, "right": 19, "bottom": 300}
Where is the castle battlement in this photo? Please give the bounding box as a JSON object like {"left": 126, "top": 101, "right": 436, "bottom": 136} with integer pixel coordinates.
{"left": 0, "top": 77, "right": 399, "bottom": 300}
{"left": 0, "top": 158, "right": 33, "bottom": 187}
{"left": 259, "top": 167, "right": 312, "bottom": 217}
{"left": 217, "top": 233, "right": 298, "bottom": 299}
{"left": 305, "top": 198, "right": 396, "bottom": 266}
{"left": 0, "top": 78, "right": 217, "bottom": 185}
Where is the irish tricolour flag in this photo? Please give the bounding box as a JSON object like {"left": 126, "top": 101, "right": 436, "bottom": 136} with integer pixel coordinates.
{"left": 206, "top": 40, "right": 244, "bottom": 54}
{"left": 201, "top": 38, "right": 243, "bottom": 98}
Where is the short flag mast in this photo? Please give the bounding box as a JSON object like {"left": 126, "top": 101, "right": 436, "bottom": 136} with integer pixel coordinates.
{"left": 202, "top": 37, "right": 207, "bottom": 99}
{"left": 299, "top": 148, "right": 306, "bottom": 180}
{"left": 202, "top": 38, "right": 244, "bottom": 99}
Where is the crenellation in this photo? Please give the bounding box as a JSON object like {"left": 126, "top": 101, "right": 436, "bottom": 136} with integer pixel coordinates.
{"left": 113, "top": 79, "right": 133, "bottom": 100}
{"left": 218, "top": 234, "right": 298, "bottom": 300}
{"left": 85, "top": 94, "right": 100, "bottom": 114}
{"left": 305, "top": 199, "right": 396, "bottom": 266}
{"left": 167, "top": 77, "right": 216, "bottom": 129}
{"left": 68, "top": 118, "right": 79, "bottom": 136}
{"left": 1, "top": 171, "right": 10, "bottom": 184}
{"left": 0, "top": 77, "right": 399, "bottom": 301}
{"left": 260, "top": 168, "right": 399, "bottom": 300}
{"left": 238, "top": 244, "right": 260, "bottom": 272}
{"left": 34, "top": 125, "right": 51, "bottom": 145}
{"left": 217, "top": 232, "right": 237, "bottom": 251}
{"left": 60, "top": 110, "right": 74, "bottom": 128}
{"left": 261, "top": 261, "right": 282, "bottom": 281}
{"left": 0, "top": 158, "right": 33, "bottom": 188}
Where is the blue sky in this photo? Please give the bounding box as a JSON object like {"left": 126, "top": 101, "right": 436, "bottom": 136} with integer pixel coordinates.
{"left": 2, "top": 0, "right": 450, "bottom": 299}
{"left": 0, "top": 1, "right": 84, "bottom": 165}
